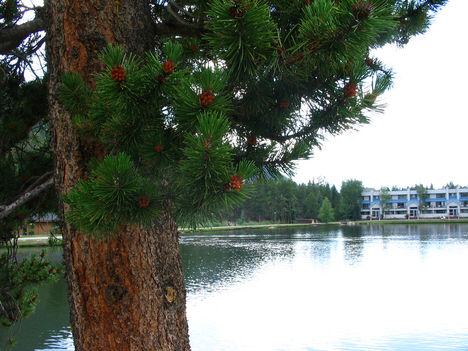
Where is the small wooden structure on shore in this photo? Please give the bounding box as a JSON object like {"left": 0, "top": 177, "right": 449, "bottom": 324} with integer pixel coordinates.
{"left": 22, "top": 213, "right": 59, "bottom": 235}
{"left": 295, "top": 218, "right": 318, "bottom": 224}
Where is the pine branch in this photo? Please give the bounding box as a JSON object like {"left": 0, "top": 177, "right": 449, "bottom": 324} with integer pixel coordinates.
{"left": 0, "top": 9, "right": 45, "bottom": 55}
{"left": 263, "top": 105, "right": 337, "bottom": 143}
{"left": 0, "top": 299, "right": 7, "bottom": 319}
{"left": 0, "top": 288, "right": 21, "bottom": 321}
{"left": 395, "top": 0, "right": 447, "bottom": 21}
{"left": 166, "top": 2, "right": 203, "bottom": 29}
{"left": 23, "top": 171, "right": 54, "bottom": 194}
{"left": 0, "top": 176, "right": 54, "bottom": 220}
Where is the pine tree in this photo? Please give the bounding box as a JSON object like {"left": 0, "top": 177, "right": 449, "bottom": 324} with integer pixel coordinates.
{"left": 1, "top": 0, "right": 447, "bottom": 349}
{"left": 318, "top": 197, "right": 335, "bottom": 223}
{"left": 304, "top": 190, "right": 320, "bottom": 219}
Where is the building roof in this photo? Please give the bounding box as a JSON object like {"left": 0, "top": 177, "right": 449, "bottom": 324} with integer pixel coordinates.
{"left": 31, "top": 213, "right": 59, "bottom": 222}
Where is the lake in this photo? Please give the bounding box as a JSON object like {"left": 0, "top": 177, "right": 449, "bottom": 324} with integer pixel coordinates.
{"left": 2, "top": 224, "right": 468, "bottom": 350}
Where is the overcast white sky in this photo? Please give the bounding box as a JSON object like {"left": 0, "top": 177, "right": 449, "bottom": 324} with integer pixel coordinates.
{"left": 293, "top": 0, "right": 468, "bottom": 190}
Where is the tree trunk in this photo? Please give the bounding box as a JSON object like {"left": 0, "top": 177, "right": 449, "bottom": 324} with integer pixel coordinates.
{"left": 63, "top": 216, "right": 190, "bottom": 351}
{"left": 45, "top": 1, "right": 191, "bottom": 350}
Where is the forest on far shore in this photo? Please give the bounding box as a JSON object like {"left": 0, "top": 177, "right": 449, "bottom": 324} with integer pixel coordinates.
{"left": 220, "top": 178, "right": 362, "bottom": 225}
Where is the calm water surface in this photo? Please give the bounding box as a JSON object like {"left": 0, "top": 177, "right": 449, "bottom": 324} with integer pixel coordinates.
{"left": 2, "top": 224, "right": 468, "bottom": 350}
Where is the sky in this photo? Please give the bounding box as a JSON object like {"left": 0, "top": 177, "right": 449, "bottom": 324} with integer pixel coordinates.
{"left": 293, "top": 0, "right": 468, "bottom": 190}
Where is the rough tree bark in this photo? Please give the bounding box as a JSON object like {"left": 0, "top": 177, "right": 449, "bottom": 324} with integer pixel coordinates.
{"left": 45, "top": 1, "right": 191, "bottom": 350}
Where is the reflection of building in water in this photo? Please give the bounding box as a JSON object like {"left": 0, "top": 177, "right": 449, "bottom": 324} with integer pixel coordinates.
{"left": 360, "top": 223, "right": 467, "bottom": 240}
{"left": 361, "top": 187, "right": 468, "bottom": 220}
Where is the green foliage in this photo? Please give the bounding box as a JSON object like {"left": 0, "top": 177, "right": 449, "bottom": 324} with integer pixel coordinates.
{"left": 0, "top": 0, "right": 21, "bottom": 30}
{"left": 60, "top": 72, "right": 92, "bottom": 116}
{"left": 339, "top": 179, "right": 363, "bottom": 220}
{"left": 0, "top": 250, "right": 62, "bottom": 328}
{"left": 177, "top": 159, "right": 257, "bottom": 228}
{"left": 48, "top": 234, "right": 62, "bottom": 247}
{"left": 0, "top": 67, "right": 55, "bottom": 243}
{"left": 386, "top": 0, "right": 449, "bottom": 45}
{"left": 318, "top": 197, "right": 335, "bottom": 223}
{"left": 63, "top": 153, "right": 160, "bottom": 237}
{"left": 379, "top": 187, "right": 392, "bottom": 218}
{"left": 0, "top": 48, "right": 56, "bottom": 342}
{"left": 220, "top": 177, "right": 344, "bottom": 224}
{"left": 205, "top": 0, "right": 276, "bottom": 82}
{"left": 414, "top": 184, "right": 428, "bottom": 210}
{"left": 445, "top": 181, "right": 458, "bottom": 189}
{"left": 296, "top": 0, "right": 394, "bottom": 77}
{"left": 304, "top": 191, "right": 320, "bottom": 219}
{"left": 172, "top": 67, "right": 232, "bottom": 130}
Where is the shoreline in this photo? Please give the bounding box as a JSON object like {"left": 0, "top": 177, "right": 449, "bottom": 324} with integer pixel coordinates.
{"left": 186, "top": 218, "right": 468, "bottom": 232}
{"left": 10, "top": 218, "right": 468, "bottom": 247}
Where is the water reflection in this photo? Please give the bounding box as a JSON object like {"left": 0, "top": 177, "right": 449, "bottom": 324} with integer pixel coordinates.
{"left": 341, "top": 226, "right": 365, "bottom": 265}
{"left": 186, "top": 224, "right": 468, "bottom": 351}
{"left": 2, "top": 224, "right": 468, "bottom": 350}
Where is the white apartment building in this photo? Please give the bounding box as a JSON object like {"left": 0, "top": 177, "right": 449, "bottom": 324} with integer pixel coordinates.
{"left": 361, "top": 187, "right": 468, "bottom": 220}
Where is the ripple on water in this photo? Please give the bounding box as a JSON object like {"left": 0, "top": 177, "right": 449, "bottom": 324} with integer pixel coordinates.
{"left": 36, "top": 329, "right": 74, "bottom": 350}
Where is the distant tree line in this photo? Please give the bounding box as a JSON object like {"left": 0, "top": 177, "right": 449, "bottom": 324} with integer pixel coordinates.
{"left": 223, "top": 180, "right": 467, "bottom": 225}
{"left": 222, "top": 179, "right": 364, "bottom": 224}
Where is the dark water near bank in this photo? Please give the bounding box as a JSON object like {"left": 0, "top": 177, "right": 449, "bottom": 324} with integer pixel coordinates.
{"left": 2, "top": 224, "right": 468, "bottom": 350}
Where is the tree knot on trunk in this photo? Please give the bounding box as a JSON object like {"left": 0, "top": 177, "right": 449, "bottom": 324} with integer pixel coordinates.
{"left": 105, "top": 284, "right": 127, "bottom": 304}
{"left": 165, "top": 286, "right": 176, "bottom": 303}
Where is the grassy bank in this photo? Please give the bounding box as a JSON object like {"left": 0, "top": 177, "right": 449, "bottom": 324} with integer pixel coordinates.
{"left": 14, "top": 235, "right": 62, "bottom": 247}
{"left": 182, "top": 222, "right": 321, "bottom": 233}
